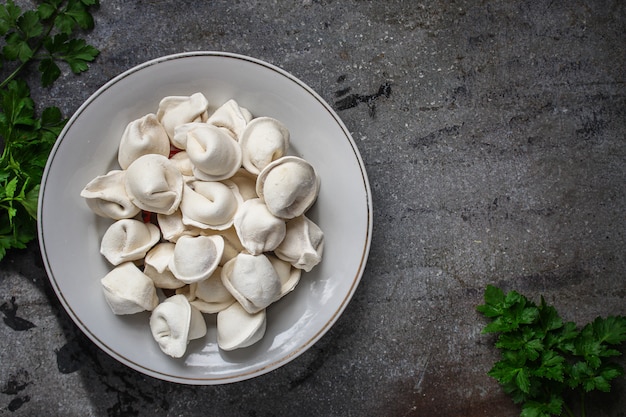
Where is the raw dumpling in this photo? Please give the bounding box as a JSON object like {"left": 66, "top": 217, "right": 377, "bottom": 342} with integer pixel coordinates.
{"left": 256, "top": 156, "right": 320, "bottom": 219}
{"left": 240, "top": 116, "right": 290, "bottom": 175}
{"left": 125, "top": 154, "right": 184, "bottom": 215}
{"left": 274, "top": 215, "right": 324, "bottom": 272}
{"left": 217, "top": 301, "right": 266, "bottom": 351}
{"left": 179, "top": 180, "right": 242, "bottom": 230}
{"left": 101, "top": 262, "right": 159, "bottom": 315}
{"left": 168, "top": 235, "right": 224, "bottom": 284}
{"left": 118, "top": 113, "right": 170, "bottom": 169}
{"left": 233, "top": 198, "right": 286, "bottom": 255}
{"left": 184, "top": 123, "right": 243, "bottom": 181}
{"left": 156, "top": 92, "right": 209, "bottom": 140}
{"left": 100, "top": 218, "right": 160, "bottom": 265}
{"left": 207, "top": 99, "right": 253, "bottom": 139}
{"left": 221, "top": 253, "right": 282, "bottom": 314}
{"left": 80, "top": 170, "right": 140, "bottom": 220}
{"left": 149, "top": 294, "right": 207, "bottom": 358}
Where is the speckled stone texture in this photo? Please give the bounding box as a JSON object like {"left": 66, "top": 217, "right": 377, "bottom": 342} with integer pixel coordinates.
{"left": 1, "top": 1, "right": 625, "bottom": 416}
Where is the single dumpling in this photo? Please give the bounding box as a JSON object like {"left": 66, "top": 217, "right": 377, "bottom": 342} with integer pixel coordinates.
{"left": 217, "top": 301, "right": 266, "bottom": 351}
{"left": 168, "top": 235, "right": 224, "bottom": 284}
{"left": 100, "top": 218, "right": 161, "bottom": 265}
{"left": 221, "top": 253, "right": 282, "bottom": 314}
{"left": 156, "top": 92, "right": 209, "bottom": 140}
{"left": 233, "top": 198, "right": 286, "bottom": 255}
{"left": 274, "top": 215, "right": 324, "bottom": 272}
{"left": 101, "top": 262, "right": 159, "bottom": 315}
{"left": 80, "top": 170, "right": 141, "bottom": 220}
{"left": 143, "top": 242, "right": 186, "bottom": 289}
{"left": 190, "top": 266, "right": 236, "bottom": 313}
{"left": 125, "top": 154, "right": 184, "bottom": 215}
{"left": 256, "top": 156, "right": 320, "bottom": 219}
{"left": 240, "top": 116, "right": 290, "bottom": 175}
{"left": 207, "top": 99, "right": 253, "bottom": 140}
{"left": 179, "top": 180, "right": 243, "bottom": 230}
{"left": 183, "top": 123, "right": 243, "bottom": 181}
{"left": 149, "top": 294, "right": 207, "bottom": 358}
{"left": 118, "top": 113, "right": 170, "bottom": 169}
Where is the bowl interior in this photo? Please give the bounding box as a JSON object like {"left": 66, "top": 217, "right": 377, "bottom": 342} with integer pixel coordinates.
{"left": 38, "top": 52, "right": 372, "bottom": 384}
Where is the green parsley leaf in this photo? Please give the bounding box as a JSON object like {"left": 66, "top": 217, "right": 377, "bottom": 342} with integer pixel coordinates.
{"left": 42, "top": 33, "right": 98, "bottom": 79}
{"left": 54, "top": 0, "right": 99, "bottom": 34}
{"left": 591, "top": 316, "right": 626, "bottom": 345}
{"left": 0, "top": 1, "right": 22, "bottom": 36}
{"left": 17, "top": 10, "right": 43, "bottom": 39}
{"left": 533, "top": 350, "right": 565, "bottom": 382}
{"left": 62, "top": 38, "right": 98, "bottom": 73}
{"left": 3, "top": 31, "right": 33, "bottom": 62}
{"left": 38, "top": 57, "right": 61, "bottom": 87}
{"left": 64, "top": 1, "right": 95, "bottom": 30}
{"left": 477, "top": 284, "right": 507, "bottom": 317}
{"left": 20, "top": 183, "right": 39, "bottom": 219}
{"left": 37, "top": 3, "right": 57, "bottom": 21}
{"left": 5, "top": 176, "right": 17, "bottom": 197}
{"left": 496, "top": 327, "right": 544, "bottom": 361}
{"left": 537, "top": 297, "right": 563, "bottom": 332}
{"left": 520, "top": 395, "right": 563, "bottom": 417}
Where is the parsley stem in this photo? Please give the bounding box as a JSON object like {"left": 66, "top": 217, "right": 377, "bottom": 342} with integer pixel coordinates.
{"left": 563, "top": 402, "right": 575, "bottom": 417}
{"left": 0, "top": 62, "right": 27, "bottom": 90}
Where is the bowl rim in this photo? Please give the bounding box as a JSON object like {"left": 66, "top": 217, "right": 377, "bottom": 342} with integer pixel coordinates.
{"left": 37, "top": 51, "right": 373, "bottom": 384}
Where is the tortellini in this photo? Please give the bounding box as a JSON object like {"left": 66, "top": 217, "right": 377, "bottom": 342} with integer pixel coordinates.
{"left": 101, "top": 262, "right": 159, "bottom": 315}
{"left": 81, "top": 93, "right": 324, "bottom": 358}
{"left": 100, "top": 218, "right": 161, "bottom": 265}
{"left": 217, "top": 301, "right": 266, "bottom": 351}
{"left": 240, "top": 116, "right": 290, "bottom": 175}
{"left": 168, "top": 235, "right": 224, "bottom": 284}
{"left": 184, "top": 123, "right": 243, "bottom": 181}
{"left": 221, "top": 253, "right": 282, "bottom": 314}
{"left": 80, "top": 170, "right": 141, "bottom": 220}
{"left": 125, "top": 154, "right": 184, "bottom": 215}
{"left": 233, "top": 198, "right": 286, "bottom": 255}
{"left": 256, "top": 156, "right": 320, "bottom": 219}
{"left": 118, "top": 113, "right": 170, "bottom": 169}
{"left": 149, "top": 294, "right": 207, "bottom": 358}
{"left": 179, "top": 180, "right": 242, "bottom": 230}
{"left": 157, "top": 92, "right": 209, "bottom": 140}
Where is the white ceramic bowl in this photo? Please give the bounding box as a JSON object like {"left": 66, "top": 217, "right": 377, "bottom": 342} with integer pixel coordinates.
{"left": 38, "top": 52, "right": 372, "bottom": 384}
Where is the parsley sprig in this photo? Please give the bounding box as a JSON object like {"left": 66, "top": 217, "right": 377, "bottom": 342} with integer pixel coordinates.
{"left": 477, "top": 285, "right": 626, "bottom": 417}
{"left": 0, "top": 0, "right": 99, "bottom": 260}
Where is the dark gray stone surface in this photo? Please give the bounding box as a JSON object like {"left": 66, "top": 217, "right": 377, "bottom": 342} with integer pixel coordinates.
{"left": 1, "top": 1, "right": 625, "bottom": 416}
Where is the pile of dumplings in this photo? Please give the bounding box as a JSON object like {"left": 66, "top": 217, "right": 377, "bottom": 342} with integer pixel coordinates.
{"left": 80, "top": 93, "right": 324, "bottom": 358}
